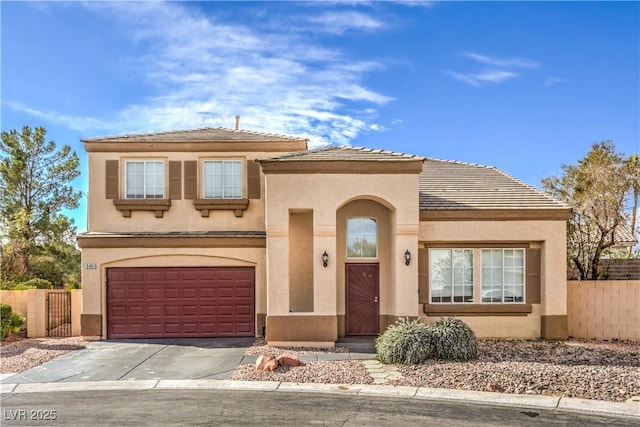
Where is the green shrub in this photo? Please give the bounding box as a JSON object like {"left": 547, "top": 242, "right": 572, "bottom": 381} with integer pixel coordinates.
{"left": 0, "top": 280, "right": 22, "bottom": 290}
{"left": 22, "top": 278, "right": 53, "bottom": 289}
{"left": 65, "top": 279, "right": 82, "bottom": 290}
{"left": 375, "top": 317, "right": 433, "bottom": 364}
{"left": 0, "top": 304, "right": 12, "bottom": 341}
{"left": 1, "top": 282, "right": 36, "bottom": 290}
{"left": 429, "top": 317, "right": 478, "bottom": 361}
{"left": 9, "top": 311, "right": 25, "bottom": 333}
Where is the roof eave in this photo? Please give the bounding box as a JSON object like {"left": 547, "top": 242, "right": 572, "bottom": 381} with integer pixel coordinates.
{"left": 419, "top": 208, "right": 572, "bottom": 221}
{"left": 259, "top": 159, "right": 425, "bottom": 174}
{"left": 76, "top": 231, "right": 266, "bottom": 248}
{"left": 83, "top": 140, "right": 308, "bottom": 153}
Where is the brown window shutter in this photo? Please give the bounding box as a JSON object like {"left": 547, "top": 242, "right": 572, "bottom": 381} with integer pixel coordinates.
{"left": 247, "top": 160, "right": 261, "bottom": 199}
{"left": 184, "top": 161, "right": 197, "bottom": 200}
{"left": 526, "top": 248, "right": 541, "bottom": 304}
{"left": 169, "top": 161, "right": 182, "bottom": 200}
{"left": 105, "top": 160, "right": 119, "bottom": 199}
{"left": 418, "top": 248, "right": 429, "bottom": 303}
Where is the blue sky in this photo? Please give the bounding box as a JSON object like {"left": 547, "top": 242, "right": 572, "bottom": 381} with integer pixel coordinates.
{"left": 2, "top": 1, "right": 639, "bottom": 232}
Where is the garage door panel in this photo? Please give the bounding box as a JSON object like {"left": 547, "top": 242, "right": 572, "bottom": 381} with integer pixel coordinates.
{"left": 126, "top": 288, "right": 145, "bottom": 299}
{"left": 110, "top": 306, "right": 126, "bottom": 316}
{"left": 182, "top": 288, "right": 201, "bottom": 299}
{"left": 236, "top": 305, "right": 252, "bottom": 315}
{"left": 238, "top": 291, "right": 253, "bottom": 300}
{"left": 199, "top": 288, "right": 217, "bottom": 298}
{"left": 164, "top": 270, "right": 181, "bottom": 281}
{"left": 144, "top": 270, "right": 164, "bottom": 281}
{"left": 128, "top": 306, "right": 146, "bottom": 317}
{"left": 181, "top": 270, "right": 200, "bottom": 281}
{"left": 217, "top": 288, "right": 235, "bottom": 299}
{"left": 236, "top": 323, "right": 253, "bottom": 333}
{"left": 107, "top": 267, "right": 255, "bottom": 339}
{"left": 128, "top": 271, "right": 146, "bottom": 282}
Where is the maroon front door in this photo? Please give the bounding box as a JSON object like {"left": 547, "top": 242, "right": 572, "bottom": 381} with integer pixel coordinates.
{"left": 346, "top": 263, "right": 379, "bottom": 335}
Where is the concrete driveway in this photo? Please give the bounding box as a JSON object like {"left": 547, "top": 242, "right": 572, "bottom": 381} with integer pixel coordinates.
{"left": 1, "top": 337, "right": 257, "bottom": 384}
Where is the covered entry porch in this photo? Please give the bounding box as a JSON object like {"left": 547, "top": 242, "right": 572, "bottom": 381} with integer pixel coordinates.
{"left": 259, "top": 147, "right": 423, "bottom": 346}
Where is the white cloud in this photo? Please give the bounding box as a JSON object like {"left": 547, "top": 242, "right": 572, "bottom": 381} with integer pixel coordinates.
{"left": 447, "top": 51, "right": 539, "bottom": 86}
{"left": 308, "top": 11, "right": 386, "bottom": 34}
{"left": 5, "top": 102, "right": 108, "bottom": 131}
{"left": 445, "top": 71, "right": 481, "bottom": 87}
{"left": 473, "top": 70, "right": 518, "bottom": 83}
{"left": 389, "top": 1, "right": 435, "bottom": 8}
{"left": 462, "top": 52, "right": 540, "bottom": 69}
{"left": 445, "top": 69, "right": 517, "bottom": 86}
{"left": 11, "top": 2, "right": 393, "bottom": 147}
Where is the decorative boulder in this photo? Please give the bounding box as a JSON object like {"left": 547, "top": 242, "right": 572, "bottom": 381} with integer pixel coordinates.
{"left": 255, "top": 355, "right": 278, "bottom": 372}
{"left": 276, "top": 354, "right": 301, "bottom": 367}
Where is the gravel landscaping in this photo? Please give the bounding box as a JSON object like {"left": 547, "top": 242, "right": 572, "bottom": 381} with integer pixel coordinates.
{"left": 391, "top": 340, "right": 640, "bottom": 402}
{"left": 0, "top": 333, "right": 86, "bottom": 374}
{"left": 232, "top": 339, "right": 640, "bottom": 403}
{"left": 2, "top": 333, "right": 638, "bottom": 403}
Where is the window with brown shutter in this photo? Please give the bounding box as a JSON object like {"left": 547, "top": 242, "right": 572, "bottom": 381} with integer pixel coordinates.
{"left": 105, "top": 160, "right": 119, "bottom": 199}
{"left": 247, "top": 160, "right": 261, "bottom": 199}
{"left": 185, "top": 158, "right": 251, "bottom": 217}
{"left": 418, "top": 248, "right": 429, "bottom": 303}
{"left": 110, "top": 159, "right": 172, "bottom": 218}
{"left": 184, "top": 160, "right": 197, "bottom": 200}
{"left": 526, "top": 248, "right": 541, "bottom": 304}
{"left": 169, "top": 161, "right": 182, "bottom": 200}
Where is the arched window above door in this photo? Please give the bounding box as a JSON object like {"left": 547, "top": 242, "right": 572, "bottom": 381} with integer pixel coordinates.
{"left": 347, "top": 217, "right": 377, "bottom": 258}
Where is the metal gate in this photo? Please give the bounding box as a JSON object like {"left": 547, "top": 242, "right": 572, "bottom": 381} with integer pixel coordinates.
{"left": 47, "top": 290, "right": 71, "bottom": 337}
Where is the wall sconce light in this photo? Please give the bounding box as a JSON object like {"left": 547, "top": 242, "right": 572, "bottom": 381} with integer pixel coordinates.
{"left": 322, "top": 251, "right": 329, "bottom": 268}
{"left": 404, "top": 250, "right": 411, "bottom": 266}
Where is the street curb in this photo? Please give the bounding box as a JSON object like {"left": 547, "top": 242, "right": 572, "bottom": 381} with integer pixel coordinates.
{"left": 1, "top": 379, "right": 638, "bottom": 419}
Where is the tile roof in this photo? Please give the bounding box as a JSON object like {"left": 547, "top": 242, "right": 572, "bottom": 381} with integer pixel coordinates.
{"left": 419, "top": 158, "right": 570, "bottom": 211}
{"left": 82, "top": 127, "right": 306, "bottom": 143}
{"left": 261, "top": 146, "right": 423, "bottom": 162}
{"left": 613, "top": 226, "right": 638, "bottom": 246}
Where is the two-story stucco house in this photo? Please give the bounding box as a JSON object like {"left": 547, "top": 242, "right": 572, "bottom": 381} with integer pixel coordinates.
{"left": 77, "top": 127, "right": 571, "bottom": 346}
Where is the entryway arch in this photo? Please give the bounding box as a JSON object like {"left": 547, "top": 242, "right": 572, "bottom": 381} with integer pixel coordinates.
{"left": 336, "top": 198, "right": 394, "bottom": 336}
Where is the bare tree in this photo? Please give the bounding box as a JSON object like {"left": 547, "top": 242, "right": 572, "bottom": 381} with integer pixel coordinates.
{"left": 542, "top": 141, "right": 632, "bottom": 279}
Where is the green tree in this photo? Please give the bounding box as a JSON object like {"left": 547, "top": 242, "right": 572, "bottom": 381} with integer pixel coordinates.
{"left": 542, "top": 141, "right": 635, "bottom": 279}
{"left": 0, "top": 126, "right": 81, "bottom": 282}
{"left": 625, "top": 154, "right": 640, "bottom": 248}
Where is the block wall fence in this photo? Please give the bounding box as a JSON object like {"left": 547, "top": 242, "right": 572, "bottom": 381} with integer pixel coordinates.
{"left": 567, "top": 280, "right": 640, "bottom": 341}
{"left": 0, "top": 289, "right": 82, "bottom": 338}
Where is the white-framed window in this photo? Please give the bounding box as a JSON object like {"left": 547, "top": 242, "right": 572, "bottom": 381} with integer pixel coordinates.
{"left": 346, "top": 217, "right": 377, "bottom": 258}
{"left": 481, "top": 249, "right": 525, "bottom": 303}
{"left": 125, "top": 160, "right": 164, "bottom": 199}
{"left": 429, "top": 249, "right": 474, "bottom": 303}
{"left": 203, "top": 160, "right": 242, "bottom": 199}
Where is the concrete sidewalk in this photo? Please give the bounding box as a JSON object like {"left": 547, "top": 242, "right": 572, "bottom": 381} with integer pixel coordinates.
{"left": 1, "top": 338, "right": 638, "bottom": 421}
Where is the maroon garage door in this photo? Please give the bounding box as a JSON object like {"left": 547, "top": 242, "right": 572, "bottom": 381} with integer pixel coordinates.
{"left": 107, "top": 267, "right": 255, "bottom": 339}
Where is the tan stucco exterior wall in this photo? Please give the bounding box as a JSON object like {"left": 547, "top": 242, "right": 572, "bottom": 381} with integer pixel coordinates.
{"left": 418, "top": 219, "right": 567, "bottom": 338}
{"left": 264, "top": 173, "right": 420, "bottom": 343}
{"left": 81, "top": 248, "right": 266, "bottom": 339}
{"left": 289, "top": 211, "right": 314, "bottom": 312}
{"left": 86, "top": 151, "right": 275, "bottom": 232}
